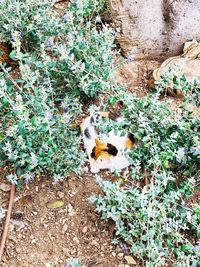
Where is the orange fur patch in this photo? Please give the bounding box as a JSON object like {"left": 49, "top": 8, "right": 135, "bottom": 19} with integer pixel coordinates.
{"left": 125, "top": 138, "right": 135, "bottom": 149}
{"left": 93, "top": 139, "right": 111, "bottom": 160}
{"left": 101, "top": 112, "right": 109, "bottom": 118}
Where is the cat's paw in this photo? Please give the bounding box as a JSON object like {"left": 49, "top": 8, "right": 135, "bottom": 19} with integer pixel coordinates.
{"left": 90, "top": 166, "right": 100, "bottom": 173}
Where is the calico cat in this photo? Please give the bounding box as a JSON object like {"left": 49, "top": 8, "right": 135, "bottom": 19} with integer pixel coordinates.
{"left": 81, "top": 112, "right": 135, "bottom": 173}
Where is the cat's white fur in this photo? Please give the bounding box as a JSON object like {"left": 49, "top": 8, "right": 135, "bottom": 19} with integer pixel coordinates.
{"left": 81, "top": 113, "right": 132, "bottom": 173}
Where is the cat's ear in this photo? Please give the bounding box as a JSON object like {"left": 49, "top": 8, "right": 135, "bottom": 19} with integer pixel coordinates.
{"left": 125, "top": 133, "right": 136, "bottom": 148}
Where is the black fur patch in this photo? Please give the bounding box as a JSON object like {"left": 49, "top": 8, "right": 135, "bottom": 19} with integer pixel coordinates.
{"left": 91, "top": 147, "right": 96, "bottom": 158}
{"left": 128, "top": 133, "right": 135, "bottom": 144}
{"left": 106, "top": 143, "right": 118, "bottom": 156}
{"left": 84, "top": 128, "right": 91, "bottom": 139}
{"left": 90, "top": 116, "right": 94, "bottom": 124}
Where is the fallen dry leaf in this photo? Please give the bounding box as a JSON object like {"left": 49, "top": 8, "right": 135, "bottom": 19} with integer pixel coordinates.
{"left": 46, "top": 199, "right": 64, "bottom": 209}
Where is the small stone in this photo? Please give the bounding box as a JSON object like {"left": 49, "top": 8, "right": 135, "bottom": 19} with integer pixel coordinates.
{"left": 35, "top": 186, "right": 39, "bottom": 192}
{"left": 62, "top": 223, "right": 68, "bottom": 234}
{"left": 68, "top": 204, "right": 75, "bottom": 216}
{"left": 82, "top": 226, "right": 88, "bottom": 233}
{"left": 57, "top": 191, "right": 64, "bottom": 198}
{"left": 9, "top": 223, "right": 14, "bottom": 232}
{"left": 124, "top": 255, "right": 136, "bottom": 265}
{"left": 117, "top": 253, "right": 124, "bottom": 260}
{"left": 111, "top": 252, "right": 116, "bottom": 257}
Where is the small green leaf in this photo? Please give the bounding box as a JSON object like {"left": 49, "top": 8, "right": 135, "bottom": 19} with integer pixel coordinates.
{"left": 181, "top": 244, "right": 190, "bottom": 252}
{"left": 0, "top": 133, "right": 5, "bottom": 141}
{"left": 16, "top": 167, "right": 22, "bottom": 177}
{"left": 2, "top": 97, "right": 10, "bottom": 108}
{"left": 166, "top": 239, "right": 173, "bottom": 249}
{"left": 9, "top": 50, "right": 18, "bottom": 61}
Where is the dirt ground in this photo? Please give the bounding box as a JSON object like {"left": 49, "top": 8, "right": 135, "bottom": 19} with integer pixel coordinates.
{"left": 1, "top": 171, "right": 126, "bottom": 267}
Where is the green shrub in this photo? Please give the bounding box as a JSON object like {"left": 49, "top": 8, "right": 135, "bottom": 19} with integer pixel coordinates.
{"left": 0, "top": 65, "right": 85, "bottom": 183}
{"left": 0, "top": 0, "right": 56, "bottom": 49}
{"left": 155, "top": 68, "right": 200, "bottom": 107}
{"left": 91, "top": 176, "right": 200, "bottom": 267}
{"left": 0, "top": 0, "right": 115, "bottom": 184}
{"left": 90, "top": 89, "right": 200, "bottom": 266}
{"left": 1, "top": 0, "right": 116, "bottom": 99}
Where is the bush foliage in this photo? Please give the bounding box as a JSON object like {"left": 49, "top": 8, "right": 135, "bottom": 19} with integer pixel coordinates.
{"left": 91, "top": 88, "right": 200, "bottom": 266}
{"left": 0, "top": 0, "right": 113, "bottom": 183}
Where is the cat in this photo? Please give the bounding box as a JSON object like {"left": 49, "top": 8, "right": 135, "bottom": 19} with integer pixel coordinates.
{"left": 81, "top": 112, "right": 135, "bottom": 173}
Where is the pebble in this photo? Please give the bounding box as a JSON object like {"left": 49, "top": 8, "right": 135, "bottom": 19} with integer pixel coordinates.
{"left": 82, "top": 226, "right": 88, "bottom": 233}
{"left": 9, "top": 223, "right": 14, "bottom": 232}
{"left": 57, "top": 191, "right": 64, "bottom": 198}
{"left": 111, "top": 252, "right": 116, "bottom": 257}
{"left": 68, "top": 204, "right": 75, "bottom": 216}
{"left": 62, "top": 223, "right": 68, "bottom": 234}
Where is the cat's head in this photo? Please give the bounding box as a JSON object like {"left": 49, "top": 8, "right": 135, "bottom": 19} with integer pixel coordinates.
{"left": 89, "top": 111, "right": 109, "bottom": 125}
{"left": 91, "top": 139, "right": 118, "bottom": 160}
{"left": 81, "top": 111, "right": 109, "bottom": 134}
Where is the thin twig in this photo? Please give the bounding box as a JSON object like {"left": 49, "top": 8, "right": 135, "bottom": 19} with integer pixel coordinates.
{"left": 0, "top": 184, "right": 16, "bottom": 262}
